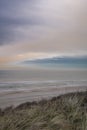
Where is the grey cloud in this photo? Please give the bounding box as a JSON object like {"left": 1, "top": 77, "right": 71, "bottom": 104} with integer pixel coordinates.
{"left": 0, "top": 0, "right": 87, "bottom": 51}
{"left": 0, "top": 16, "right": 42, "bottom": 26}
{"left": 0, "top": 0, "right": 44, "bottom": 45}
{"left": 0, "top": 18, "right": 42, "bottom": 45}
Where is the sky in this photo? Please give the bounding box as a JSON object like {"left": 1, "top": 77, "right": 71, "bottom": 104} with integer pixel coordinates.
{"left": 0, "top": 0, "right": 87, "bottom": 68}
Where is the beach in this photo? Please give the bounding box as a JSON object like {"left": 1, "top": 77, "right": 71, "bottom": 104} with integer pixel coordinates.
{"left": 0, "top": 85, "right": 87, "bottom": 108}
{"left": 0, "top": 69, "right": 87, "bottom": 108}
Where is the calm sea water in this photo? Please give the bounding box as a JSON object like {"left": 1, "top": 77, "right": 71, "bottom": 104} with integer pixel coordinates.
{"left": 0, "top": 68, "right": 87, "bottom": 93}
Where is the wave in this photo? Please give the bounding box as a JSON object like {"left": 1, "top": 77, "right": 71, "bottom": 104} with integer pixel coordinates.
{"left": 0, "top": 80, "right": 87, "bottom": 93}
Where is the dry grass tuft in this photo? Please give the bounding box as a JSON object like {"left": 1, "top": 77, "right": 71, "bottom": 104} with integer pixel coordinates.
{"left": 0, "top": 91, "right": 87, "bottom": 130}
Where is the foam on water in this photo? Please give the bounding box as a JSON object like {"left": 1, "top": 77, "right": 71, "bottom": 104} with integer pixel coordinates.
{"left": 0, "top": 80, "right": 87, "bottom": 93}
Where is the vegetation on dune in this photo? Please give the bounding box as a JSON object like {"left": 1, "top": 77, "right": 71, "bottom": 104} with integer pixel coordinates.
{"left": 0, "top": 91, "right": 87, "bottom": 130}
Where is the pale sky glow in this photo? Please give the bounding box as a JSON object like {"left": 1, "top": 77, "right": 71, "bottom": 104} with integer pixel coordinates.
{"left": 0, "top": 0, "right": 87, "bottom": 68}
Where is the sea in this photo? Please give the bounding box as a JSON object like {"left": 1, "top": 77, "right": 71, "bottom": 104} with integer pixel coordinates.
{"left": 0, "top": 63, "right": 87, "bottom": 107}
{"left": 0, "top": 68, "right": 87, "bottom": 92}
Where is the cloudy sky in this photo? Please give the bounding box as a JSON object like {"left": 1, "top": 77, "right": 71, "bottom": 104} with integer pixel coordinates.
{"left": 0, "top": 0, "right": 87, "bottom": 68}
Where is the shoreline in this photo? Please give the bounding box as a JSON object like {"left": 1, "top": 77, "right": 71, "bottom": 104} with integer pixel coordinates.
{"left": 0, "top": 85, "right": 87, "bottom": 109}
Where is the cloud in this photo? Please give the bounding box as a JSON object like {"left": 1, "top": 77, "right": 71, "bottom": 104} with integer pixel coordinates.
{"left": 0, "top": 0, "right": 45, "bottom": 45}
{"left": 0, "top": 0, "right": 87, "bottom": 68}
{"left": 0, "top": 15, "right": 44, "bottom": 45}
{"left": 0, "top": 0, "right": 87, "bottom": 45}
{"left": 19, "top": 54, "right": 87, "bottom": 69}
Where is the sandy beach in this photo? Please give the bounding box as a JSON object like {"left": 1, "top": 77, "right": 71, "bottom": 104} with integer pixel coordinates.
{"left": 0, "top": 85, "right": 87, "bottom": 108}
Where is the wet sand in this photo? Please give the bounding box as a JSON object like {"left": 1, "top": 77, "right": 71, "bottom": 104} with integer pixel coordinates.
{"left": 0, "top": 85, "right": 87, "bottom": 108}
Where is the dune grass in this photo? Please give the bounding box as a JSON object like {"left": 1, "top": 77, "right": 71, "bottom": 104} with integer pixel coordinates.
{"left": 0, "top": 91, "right": 87, "bottom": 130}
